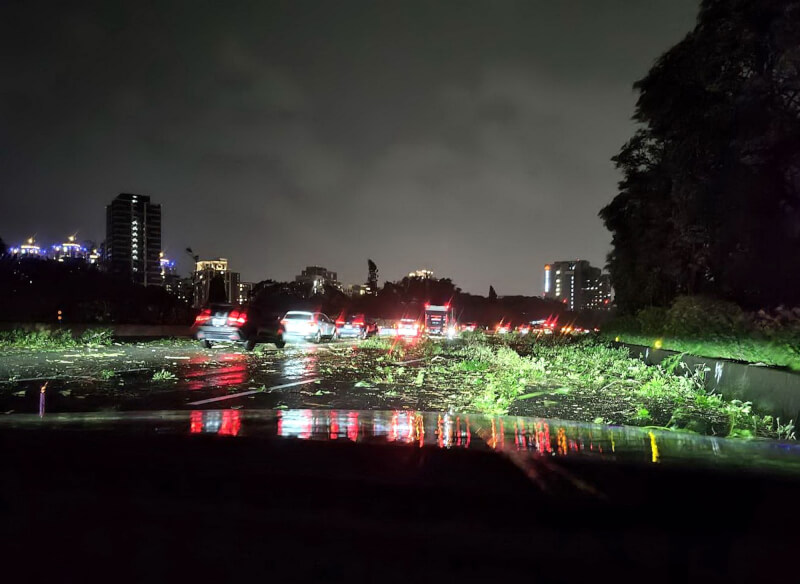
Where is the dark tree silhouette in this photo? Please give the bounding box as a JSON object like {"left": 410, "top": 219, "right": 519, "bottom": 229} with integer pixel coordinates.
{"left": 367, "top": 259, "right": 378, "bottom": 292}
{"left": 208, "top": 274, "right": 228, "bottom": 303}
{"left": 488, "top": 286, "right": 497, "bottom": 301}
{"left": 601, "top": 0, "right": 800, "bottom": 311}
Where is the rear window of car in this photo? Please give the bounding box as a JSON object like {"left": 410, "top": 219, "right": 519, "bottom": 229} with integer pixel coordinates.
{"left": 285, "top": 312, "right": 313, "bottom": 319}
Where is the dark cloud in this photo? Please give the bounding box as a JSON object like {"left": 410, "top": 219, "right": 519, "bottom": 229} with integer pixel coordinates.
{"left": 0, "top": 0, "right": 698, "bottom": 294}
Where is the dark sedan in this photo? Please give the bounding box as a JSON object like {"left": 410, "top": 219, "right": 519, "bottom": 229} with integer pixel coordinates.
{"left": 193, "top": 303, "right": 285, "bottom": 350}
{"left": 335, "top": 314, "right": 378, "bottom": 339}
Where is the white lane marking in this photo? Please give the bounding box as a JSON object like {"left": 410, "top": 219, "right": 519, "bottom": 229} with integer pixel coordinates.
{"left": 186, "top": 377, "right": 320, "bottom": 406}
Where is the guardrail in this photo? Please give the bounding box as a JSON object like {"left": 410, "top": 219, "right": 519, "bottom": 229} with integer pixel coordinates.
{"left": 616, "top": 342, "right": 800, "bottom": 423}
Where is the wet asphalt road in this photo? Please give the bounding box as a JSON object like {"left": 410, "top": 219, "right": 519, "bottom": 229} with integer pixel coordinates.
{"left": 0, "top": 339, "right": 433, "bottom": 415}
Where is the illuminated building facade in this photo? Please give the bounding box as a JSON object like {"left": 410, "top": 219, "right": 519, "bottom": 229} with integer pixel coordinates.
{"left": 193, "top": 257, "right": 241, "bottom": 307}
{"left": 408, "top": 269, "right": 434, "bottom": 279}
{"left": 105, "top": 193, "right": 162, "bottom": 286}
{"left": 347, "top": 284, "right": 369, "bottom": 296}
{"left": 544, "top": 260, "right": 612, "bottom": 311}
{"left": 237, "top": 282, "right": 253, "bottom": 304}
{"left": 51, "top": 235, "right": 90, "bottom": 262}
{"left": 9, "top": 237, "right": 44, "bottom": 257}
{"left": 295, "top": 266, "right": 341, "bottom": 293}
{"left": 10, "top": 235, "right": 101, "bottom": 265}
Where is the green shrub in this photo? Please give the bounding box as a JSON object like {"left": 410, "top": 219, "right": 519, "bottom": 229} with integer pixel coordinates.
{"left": 665, "top": 296, "right": 745, "bottom": 338}
{"left": 78, "top": 328, "right": 113, "bottom": 347}
{"left": 636, "top": 307, "right": 668, "bottom": 336}
{"left": 603, "top": 314, "right": 641, "bottom": 336}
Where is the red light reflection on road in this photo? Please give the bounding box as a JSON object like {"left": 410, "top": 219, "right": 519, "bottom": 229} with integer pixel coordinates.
{"left": 330, "top": 410, "right": 340, "bottom": 439}
{"left": 185, "top": 363, "right": 248, "bottom": 390}
{"left": 263, "top": 410, "right": 618, "bottom": 461}
{"left": 219, "top": 410, "right": 241, "bottom": 436}
{"left": 188, "top": 409, "right": 240, "bottom": 436}
{"left": 347, "top": 412, "right": 359, "bottom": 441}
{"left": 190, "top": 411, "right": 203, "bottom": 433}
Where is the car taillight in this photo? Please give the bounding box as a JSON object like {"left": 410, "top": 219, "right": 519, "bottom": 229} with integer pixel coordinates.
{"left": 194, "top": 309, "right": 211, "bottom": 325}
{"left": 227, "top": 310, "right": 247, "bottom": 326}
{"left": 280, "top": 319, "right": 287, "bottom": 325}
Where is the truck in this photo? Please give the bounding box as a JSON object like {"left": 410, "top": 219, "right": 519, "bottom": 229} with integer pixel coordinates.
{"left": 424, "top": 303, "right": 457, "bottom": 338}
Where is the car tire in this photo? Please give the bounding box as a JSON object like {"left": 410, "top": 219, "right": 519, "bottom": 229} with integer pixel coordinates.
{"left": 201, "top": 340, "right": 213, "bottom": 349}
{"left": 244, "top": 339, "right": 257, "bottom": 351}
{"left": 360, "top": 330, "right": 367, "bottom": 340}
{"left": 331, "top": 330, "right": 339, "bottom": 341}
{"left": 275, "top": 338, "right": 286, "bottom": 349}
{"left": 313, "top": 330, "right": 321, "bottom": 343}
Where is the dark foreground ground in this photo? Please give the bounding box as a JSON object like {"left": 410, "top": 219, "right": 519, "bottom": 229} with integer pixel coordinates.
{"left": 3, "top": 410, "right": 800, "bottom": 582}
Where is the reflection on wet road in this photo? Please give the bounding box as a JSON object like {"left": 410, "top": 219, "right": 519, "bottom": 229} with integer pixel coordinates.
{"left": 9, "top": 408, "right": 800, "bottom": 479}
{"left": 0, "top": 341, "right": 347, "bottom": 414}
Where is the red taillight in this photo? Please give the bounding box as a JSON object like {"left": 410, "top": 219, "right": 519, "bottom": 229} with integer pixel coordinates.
{"left": 227, "top": 310, "right": 247, "bottom": 326}
{"left": 194, "top": 309, "right": 211, "bottom": 326}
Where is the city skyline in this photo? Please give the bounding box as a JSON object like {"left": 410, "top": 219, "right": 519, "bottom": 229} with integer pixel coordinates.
{"left": 0, "top": 1, "right": 699, "bottom": 294}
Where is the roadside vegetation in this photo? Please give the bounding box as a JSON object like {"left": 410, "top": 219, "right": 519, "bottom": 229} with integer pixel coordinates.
{"left": 603, "top": 296, "right": 800, "bottom": 371}
{"left": 324, "top": 333, "right": 793, "bottom": 440}
{"left": 0, "top": 328, "right": 113, "bottom": 350}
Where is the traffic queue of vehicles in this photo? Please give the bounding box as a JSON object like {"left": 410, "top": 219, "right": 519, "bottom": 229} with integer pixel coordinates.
{"left": 193, "top": 303, "right": 592, "bottom": 351}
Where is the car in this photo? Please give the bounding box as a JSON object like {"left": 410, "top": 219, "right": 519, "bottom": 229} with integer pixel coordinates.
{"left": 377, "top": 321, "right": 398, "bottom": 337}
{"left": 397, "top": 318, "right": 423, "bottom": 338}
{"left": 193, "top": 303, "right": 285, "bottom": 350}
{"left": 335, "top": 314, "right": 377, "bottom": 339}
{"left": 281, "top": 310, "right": 337, "bottom": 343}
{"left": 495, "top": 322, "right": 511, "bottom": 334}
{"left": 516, "top": 324, "right": 531, "bottom": 335}
{"left": 461, "top": 322, "right": 478, "bottom": 332}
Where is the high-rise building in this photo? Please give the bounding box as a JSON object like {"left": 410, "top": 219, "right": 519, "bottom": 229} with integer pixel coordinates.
{"left": 295, "top": 266, "right": 341, "bottom": 293}
{"left": 236, "top": 282, "right": 253, "bottom": 304}
{"left": 193, "top": 257, "right": 242, "bottom": 307}
{"left": 543, "top": 260, "right": 612, "bottom": 311}
{"left": 105, "top": 193, "right": 162, "bottom": 286}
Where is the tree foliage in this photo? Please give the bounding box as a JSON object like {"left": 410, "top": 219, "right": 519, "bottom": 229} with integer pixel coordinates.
{"left": 601, "top": 0, "right": 800, "bottom": 311}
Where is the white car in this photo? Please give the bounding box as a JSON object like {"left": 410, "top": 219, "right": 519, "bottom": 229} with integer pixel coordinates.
{"left": 280, "top": 311, "right": 337, "bottom": 343}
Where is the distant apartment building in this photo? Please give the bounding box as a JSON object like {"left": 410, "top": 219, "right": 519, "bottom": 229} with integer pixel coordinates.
{"left": 237, "top": 282, "right": 253, "bottom": 304}
{"left": 193, "top": 258, "right": 242, "bottom": 307}
{"left": 544, "top": 260, "right": 612, "bottom": 311}
{"left": 347, "top": 284, "right": 369, "bottom": 297}
{"left": 408, "top": 269, "right": 434, "bottom": 279}
{"left": 10, "top": 235, "right": 100, "bottom": 265}
{"left": 9, "top": 237, "right": 45, "bottom": 257}
{"left": 295, "top": 266, "right": 341, "bottom": 293}
{"left": 105, "top": 193, "right": 162, "bottom": 286}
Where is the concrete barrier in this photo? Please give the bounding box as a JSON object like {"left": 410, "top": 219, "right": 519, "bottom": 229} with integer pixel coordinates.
{"left": 617, "top": 342, "right": 800, "bottom": 423}
{"left": 0, "top": 323, "right": 192, "bottom": 339}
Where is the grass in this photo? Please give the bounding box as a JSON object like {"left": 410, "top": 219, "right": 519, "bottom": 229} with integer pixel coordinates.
{"left": 314, "top": 333, "right": 790, "bottom": 440}
{"left": 151, "top": 369, "right": 177, "bottom": 381}
{"left": 0, "top": 328, "right": 113, "bottom": 350}
{"left": 604, "top": 332, "right": 800, "bottom": 371}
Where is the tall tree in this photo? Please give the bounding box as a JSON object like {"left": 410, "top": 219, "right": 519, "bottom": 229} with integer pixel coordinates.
{"left": 366, "top": 259, "right": 378, "bottom": 293}
{"left": 601, "top": 0, "right": 800, "bottom": 311}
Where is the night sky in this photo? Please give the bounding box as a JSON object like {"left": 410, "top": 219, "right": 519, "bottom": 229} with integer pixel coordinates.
{"left": 1, "top": 0, "right": 698, "bottom": 294}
